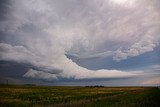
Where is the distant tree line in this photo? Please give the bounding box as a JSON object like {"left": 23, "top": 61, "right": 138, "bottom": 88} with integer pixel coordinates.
{"left": 85, "top": 85, "right": 104, "bottom": 88}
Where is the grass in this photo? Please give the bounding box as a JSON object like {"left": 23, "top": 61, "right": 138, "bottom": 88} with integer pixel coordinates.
{"left": 85, "top": 87, "right": 160, "bottom": 107}
{"left": 0, "top": 85, "right": 160, "bottom": 107}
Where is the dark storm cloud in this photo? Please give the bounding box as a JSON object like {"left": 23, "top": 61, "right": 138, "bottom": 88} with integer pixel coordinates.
{"left": 0, "top": 0, "right": 160, "bottom": 83}
{"left": 0, "top": 0, "right": 11, "bottom": 21}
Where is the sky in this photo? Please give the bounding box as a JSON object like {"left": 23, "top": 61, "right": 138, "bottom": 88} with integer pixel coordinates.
{"left": 0, "top": 0, "right": 160, "bottom": 86}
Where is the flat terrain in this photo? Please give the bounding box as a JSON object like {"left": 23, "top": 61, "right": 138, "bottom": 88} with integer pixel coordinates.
{"left": 0, "top": 85, "right": 160, "bottom": 107}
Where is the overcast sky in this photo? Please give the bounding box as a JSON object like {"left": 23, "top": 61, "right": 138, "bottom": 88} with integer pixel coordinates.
{"left": 0, "top": 0, "right": 160, "bottom": 86}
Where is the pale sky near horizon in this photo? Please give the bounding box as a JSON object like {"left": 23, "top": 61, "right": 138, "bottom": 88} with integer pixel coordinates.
{"left": 0, "top": 0, "right": 160, "bottom": 86}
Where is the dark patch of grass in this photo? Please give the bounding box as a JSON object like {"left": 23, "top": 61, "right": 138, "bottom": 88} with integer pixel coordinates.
{"left": 85, "top": 87, "right": 160, "bottom": 107}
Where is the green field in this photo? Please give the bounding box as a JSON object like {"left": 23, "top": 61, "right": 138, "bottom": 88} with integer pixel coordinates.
{"left": 0, "top": 85, "right": 160, "bottom": 107}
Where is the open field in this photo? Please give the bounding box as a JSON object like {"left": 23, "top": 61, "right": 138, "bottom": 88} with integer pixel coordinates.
{"left": 0, "top": 85, "right": 160, "bottom": 107}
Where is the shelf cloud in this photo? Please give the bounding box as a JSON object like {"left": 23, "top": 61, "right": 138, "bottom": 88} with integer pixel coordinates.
{"left": 0, "top": 0, "right": 160, "bottom": 81}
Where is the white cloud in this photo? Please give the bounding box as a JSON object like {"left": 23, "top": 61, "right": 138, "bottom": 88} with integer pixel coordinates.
{"left": 109, "top": 0, "right": 137, "bottom": 8}
{"left": 0, "top": 0, "right": 160, "bottom": 80}
{"left": 113, "top": 35, "right": 158, "bottom": 61}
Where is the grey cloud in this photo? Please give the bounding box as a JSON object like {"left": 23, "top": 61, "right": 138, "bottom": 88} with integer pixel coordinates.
{"left": 0, "top": 43, "right": 38, "bottom": 63}
{"left": 0, "top": 43, "right": 63, "bottom": 74}
{"left": 0, "top": 0, "right": 159, "bottom": 80}
{"left": 23, "top": 69, "right": 57, "bottom": 81}
{"left": 0, "top": 42, "right": 137, "bottom": 80}
{"left": 0, "top": 0, "right": 11, "bottom": 21}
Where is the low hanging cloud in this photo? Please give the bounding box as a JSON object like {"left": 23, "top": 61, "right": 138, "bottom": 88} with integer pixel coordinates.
{"left": 24, "top": 69, "right": 58, "bottom": 81}
{"left": 0, "top": 42, "right": 136, "bottom": 80}
{"left": 0, "top": 0, "right": 160, "bottom": 80}
{"left": 142, "top": 78, "right": 160, "bottom": 85}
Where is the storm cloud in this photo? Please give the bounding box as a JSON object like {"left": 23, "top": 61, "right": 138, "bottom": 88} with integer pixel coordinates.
{"left": 0, "top": 0, "right": 160, "bottom": 81}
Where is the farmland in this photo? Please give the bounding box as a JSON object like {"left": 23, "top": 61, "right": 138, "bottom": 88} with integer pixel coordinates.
{"left": 0, "top": 85, "right": 160, "bottom": 107}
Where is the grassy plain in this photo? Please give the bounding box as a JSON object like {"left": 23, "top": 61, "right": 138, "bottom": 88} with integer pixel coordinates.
{"left": 0, "top": 85, "right": 160, "bottom": 107}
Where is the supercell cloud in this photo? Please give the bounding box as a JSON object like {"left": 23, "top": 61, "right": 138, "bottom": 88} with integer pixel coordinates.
{"left": 0, "top": 0, "right": 160, "bottom": 81}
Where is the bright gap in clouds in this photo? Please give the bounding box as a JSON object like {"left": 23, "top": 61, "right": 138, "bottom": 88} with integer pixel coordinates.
{"left": 111, "top": 0, "right": 128, "bottom": 4}
{"left": 110, "top": 0, "right": 136, "bottom": 7}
